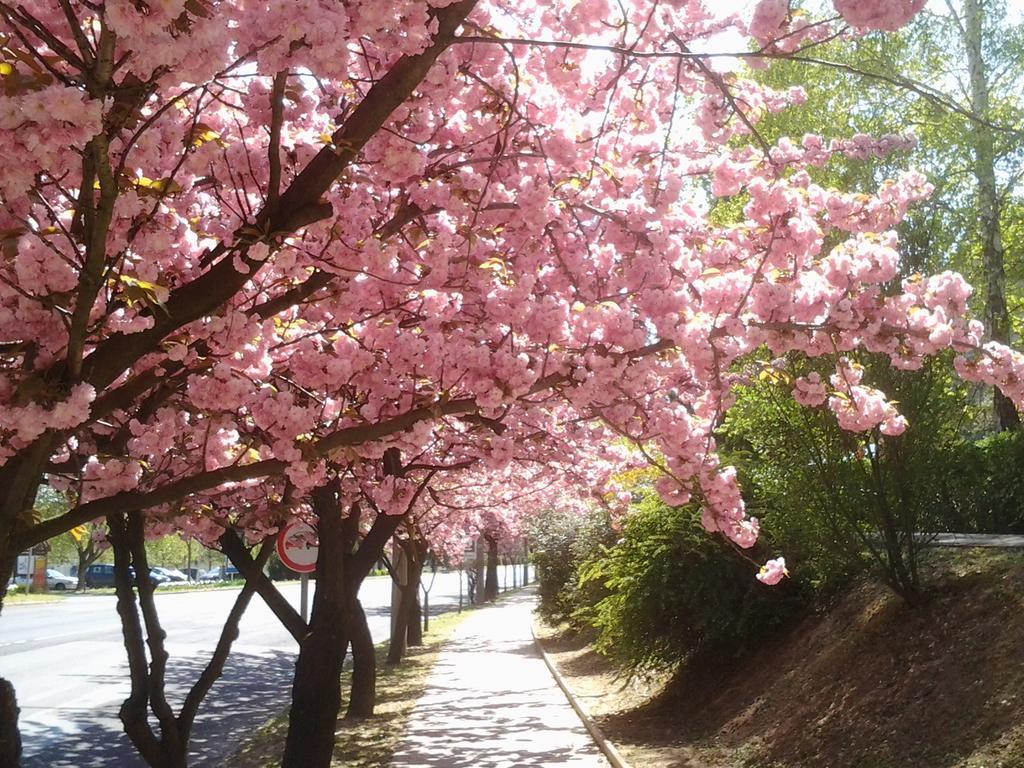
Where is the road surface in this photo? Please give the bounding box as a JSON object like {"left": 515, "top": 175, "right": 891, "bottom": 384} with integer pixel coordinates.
{"left": 926, "top": 532, "right": 1024, "bottom": 548}
{"left": 0, "top": 565, "right": 530, "bottom": 767}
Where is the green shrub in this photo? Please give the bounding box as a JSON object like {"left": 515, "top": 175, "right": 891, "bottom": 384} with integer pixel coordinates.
{"left": 927, "top": 430, "right": 1024, "bottom": 533}
{"left": 530, "top": 507, "right": 616, "bottom": 623}
{"left": 577, "top": 493, "right": 802, "bottom": 674}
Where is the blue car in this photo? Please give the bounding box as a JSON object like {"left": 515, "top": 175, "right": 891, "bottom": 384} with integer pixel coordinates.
{"left": 84, "top": 564, "right": 168, "bottom": 588}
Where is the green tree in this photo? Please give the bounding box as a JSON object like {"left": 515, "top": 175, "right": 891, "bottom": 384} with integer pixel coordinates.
{"left": 723, "top": 352, "right": 978, "bottom": 601}
{"left": 748, "top": 0, "right": 1024, "bottom": 427}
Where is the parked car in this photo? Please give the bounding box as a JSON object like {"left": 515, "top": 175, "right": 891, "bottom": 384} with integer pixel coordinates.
{"left": 151, "top": 567, "right": 189, "bottom": 583}
{"left": 46, "top": 569, "right": 78, "bottom": 591}
{"left": 197, "top": 565, "right": 240, "bottom": 582}
{"left": 84, "top": 564, "right": 168, "bottom": 588}
{"left": 197, "top": 568, "right": 222, "bottom": 583}
{"left": 183, "top": 567, "right": 202, "bottom": 582}
{"left": 84, "top": 564, "right": 116, "bottom": 588}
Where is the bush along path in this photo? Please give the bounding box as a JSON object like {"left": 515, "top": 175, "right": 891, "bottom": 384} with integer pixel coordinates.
{"left": 390, "top": 587, "right": 609, "bottom": 768}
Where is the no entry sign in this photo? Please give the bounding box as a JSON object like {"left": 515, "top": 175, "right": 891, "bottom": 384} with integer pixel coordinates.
{"left": 276, "top": 521, "right": 319, "bottom": 574}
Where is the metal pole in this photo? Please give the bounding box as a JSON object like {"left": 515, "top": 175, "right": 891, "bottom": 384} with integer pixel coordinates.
{"left": 300, "top": 573, "right": 309, "bottom": 623}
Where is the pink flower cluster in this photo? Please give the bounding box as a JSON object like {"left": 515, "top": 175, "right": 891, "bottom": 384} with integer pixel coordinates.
{"left": 827, "top": 359, "right": 907, "bottom": 436}
{"left": 757, "top": 557, "right": 788, "bottom": 585}
{"left": 2, "top": 0, "right": 1017, "bottom": 596}
{"left": 833, "top": 0, "right": 926, "bottom": 32}
{"left": 369, "top": 475, "right": 418, "bottom": 516}
{"left": 693, "top": 465, "right": 762, "bottom": 549}
{"left": 955, "top": 343, "right": 1024, "bottom": 408}
{"left": 0, "top": 384, "right": 96, "bottom": 465}
{"left": 0, "top": 84, "right": 103, "bottom": 198}
{"left": 748, "top": 0, "right": 789, "bottom": 46}
{"left": 82, "top": 457, "right": 144, "bottom": 503}
{"left": 792, "top": 372, "right": 827, "bottom": 407}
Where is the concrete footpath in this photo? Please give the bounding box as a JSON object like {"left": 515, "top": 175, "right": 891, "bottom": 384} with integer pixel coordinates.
{"left": 391, "top": 588, "right": 610, "bottom": 768}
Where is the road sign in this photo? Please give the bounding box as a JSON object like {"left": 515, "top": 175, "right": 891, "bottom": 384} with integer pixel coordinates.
{"left": 276, "top": 521, "right": 319, "bottom": 574}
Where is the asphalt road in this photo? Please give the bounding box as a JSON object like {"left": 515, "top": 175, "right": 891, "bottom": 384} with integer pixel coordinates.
{"left": 0, "top": 565, "right": 531, "bottom": 767}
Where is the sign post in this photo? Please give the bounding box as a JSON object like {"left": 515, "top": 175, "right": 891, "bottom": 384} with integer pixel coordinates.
{"left": 300, "top": 575, "right": 309, "bottom": 623}
{"left": 276, "top": 521, "right": 319, "bottom": 623}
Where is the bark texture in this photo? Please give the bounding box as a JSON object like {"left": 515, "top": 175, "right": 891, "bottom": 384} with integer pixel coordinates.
{"left": 964, "top": 0, "right": 1020, "bottom": 431}
{"left": 282, "top": 483, "right": 350, "bottom": 768}
{"left": 0, "top": 678, "right": 21, "bottom": 768}
{"left": 345, "top": 599, "right": 376, "bottom": 719}
{"left": 484, "top": 534, "right": 499, "bottom": 602}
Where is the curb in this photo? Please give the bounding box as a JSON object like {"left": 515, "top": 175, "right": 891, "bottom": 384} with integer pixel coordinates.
{"left": 531, "top": 624, "right": 632, "bottom": 768}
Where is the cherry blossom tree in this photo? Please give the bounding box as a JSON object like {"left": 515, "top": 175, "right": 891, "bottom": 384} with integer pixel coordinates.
{"left": 2, "top": 1, "right": 1024, "bottom": 766}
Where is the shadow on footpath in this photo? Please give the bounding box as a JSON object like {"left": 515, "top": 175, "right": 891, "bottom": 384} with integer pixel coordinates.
{"left": 393, "top": 588, "right": 605, "bottom": 767}
{"left": 22, "top": 648, "right": 294, "bottom": 768}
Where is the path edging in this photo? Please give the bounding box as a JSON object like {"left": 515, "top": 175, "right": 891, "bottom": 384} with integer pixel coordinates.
{"left": 530, "top": 623, "right": 632, "bottom": 768}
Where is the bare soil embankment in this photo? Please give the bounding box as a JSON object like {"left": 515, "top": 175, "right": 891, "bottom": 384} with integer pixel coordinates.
{"left": 537, "top": 549, "right": 1024, "bottom": 768}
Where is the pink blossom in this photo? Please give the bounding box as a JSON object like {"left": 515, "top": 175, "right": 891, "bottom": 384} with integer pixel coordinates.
{"left": 833, "top": 0, "right": 926, "bottom": 31}
{"left": 793, "top": 372, "right": 827, "bottom": 407}
{"left": 757, "top": 557, "right": 788, "bottom": 585}
{"left": 748, "top": 0, "right": 789, "bottom": 45}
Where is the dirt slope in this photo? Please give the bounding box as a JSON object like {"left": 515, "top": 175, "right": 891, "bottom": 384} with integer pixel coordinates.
{"left": 540, "top": 549, "right": 1024, "bottom": 768}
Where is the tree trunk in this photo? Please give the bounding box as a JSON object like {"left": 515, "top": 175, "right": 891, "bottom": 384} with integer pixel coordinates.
{"left": 282, "top": 637, "right": 347, "bottom": 762}
{"left": 346, "top": 598, "right": 376, "bottom": 719}
{"left": 178, "top": 543, "right": 273, "bottom": 746}
{"left": 473, "top": 537, "right": 485, "bottom": 605}
{"left": 0, "top": 444, "right": 50, "bottom": 766}
{"left": 342, "top": 474, "right": 408, "bottom": 709}
{"left": 387, "top": 585, "right": 409, "bottom": 665}
{"left": 522, "top": 540, "right": 529, "bottom": 585}
{"left": 0, "top": 548, "right": 19, "bottom": 767}
{"left": 964, "top": 0, "right": 1020, "bottom": 431}
{"left": 422, "top": 587, "right": 429, "bottom": 633}
{"left": 282, "top": 483, "right": 349, "bottom": 768}
{"left": 76, "top": 547, "right": 89, "bottom": 592}
{"left": 388, "top": 532, "right": 426, "bottom": 663}
{"left": 108, "top": 512, "right": 179, "bottom": 768}
{"left": 406, "top": 558, "right": 423, "bottom": 647}
{"left": 484, "top": 535, "right": 499, "bottom": 602}
{"left": 386, "top": 540, "right": 408, "bottom": 666}
{"left": 0, "top": 678, "right": 21, "bottom": 768}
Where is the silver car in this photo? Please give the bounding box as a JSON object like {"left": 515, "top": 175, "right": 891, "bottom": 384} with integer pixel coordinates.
{"left": 46, "top": 569, "right": 78, "bottom": 591}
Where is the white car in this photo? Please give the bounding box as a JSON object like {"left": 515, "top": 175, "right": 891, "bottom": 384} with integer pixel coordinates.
{"left": 151, "top": 567, "right": 190, "bottom": 583}
{"left": 46, "top": 569, "right": 78, "bottom": 591}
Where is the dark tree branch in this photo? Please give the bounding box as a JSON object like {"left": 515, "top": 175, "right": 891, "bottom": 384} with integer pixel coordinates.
{"left": 107, "top": 513, "right": 164, "bottom": 766}
{"left": 177, "top": 537, "right": 275, "bottom": 740}
{"left": 125, "top": 512, "right": 181, "bottom": 754}
{"left": 219, "top": 528, "right": 307, "bottom": 642}
{"left": 267, "top": 70, "right": 288, "bottom": 218}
